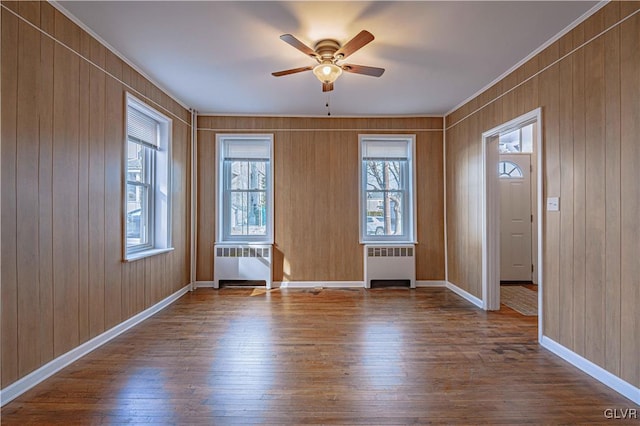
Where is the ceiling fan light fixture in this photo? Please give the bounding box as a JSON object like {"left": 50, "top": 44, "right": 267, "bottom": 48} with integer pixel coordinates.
{"left": 313, "top": 63, "right": 342, "bottom": 84}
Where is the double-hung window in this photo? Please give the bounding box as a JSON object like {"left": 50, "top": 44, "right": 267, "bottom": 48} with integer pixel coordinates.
{"left": 125, "top": 93, "right": 172, "bottom": 260}
{"left": 359, "top": 135, "right": 416, "bottom": 243}
{"left": 216, "top": 134, "right": 273, "bottom": 243}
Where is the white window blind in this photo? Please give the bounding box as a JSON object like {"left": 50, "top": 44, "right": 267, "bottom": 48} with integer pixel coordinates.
{"left": 361, "top": 140, "right": 410, "bottom": 159}
{"left": 224, "top": 139, "right": 270, "bottom": 159}
{"left": 128, "top": 107, "right": 159, "bottom": 148}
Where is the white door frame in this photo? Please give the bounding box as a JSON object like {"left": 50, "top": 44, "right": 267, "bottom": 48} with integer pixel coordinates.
{"left": 481, "top": 107, "right": 543, "bottom": 341}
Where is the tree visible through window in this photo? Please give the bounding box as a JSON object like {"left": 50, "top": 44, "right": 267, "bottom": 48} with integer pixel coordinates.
{"left": 365, "top": 158, "right": 406, "bottom": 236}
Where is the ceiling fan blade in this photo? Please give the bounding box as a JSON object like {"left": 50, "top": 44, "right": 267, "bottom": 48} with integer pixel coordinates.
{"left": 335, "top": 30, "right": 374, "bottom": 59}
{"left": 280, "top": 34, "right": 318, "bottom": 58}
{"left": 341, "top": 63, "right": 385, "bottom": 77}
{"left": 272, "top": 66, "right": 313, "bottom": 77}
{"left": 322, "top": 82, "right": 334, "bottom": 92}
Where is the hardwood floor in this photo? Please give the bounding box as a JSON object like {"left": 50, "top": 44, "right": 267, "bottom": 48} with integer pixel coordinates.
{"left": 1, "top": 288, "right": 636, "bottom": 424}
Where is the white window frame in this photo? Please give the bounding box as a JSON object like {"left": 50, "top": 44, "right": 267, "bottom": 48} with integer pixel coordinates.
{"left": 124, "top": 93, "right": 173, "bottom": 261}
{"left": 216, "top": 134, "right": 274, "bottom": 244}
{"left": 359, "top": 134, "right": 417, "bottom": 244}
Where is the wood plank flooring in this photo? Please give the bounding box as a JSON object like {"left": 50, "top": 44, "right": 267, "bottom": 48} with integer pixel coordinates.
{"left": 1, "top": 288, "right": 637, "bottom": 424}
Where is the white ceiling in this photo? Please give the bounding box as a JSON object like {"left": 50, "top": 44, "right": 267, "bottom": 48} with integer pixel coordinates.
{"left": 57, "top": 1, "right": 599, "bottom": 117}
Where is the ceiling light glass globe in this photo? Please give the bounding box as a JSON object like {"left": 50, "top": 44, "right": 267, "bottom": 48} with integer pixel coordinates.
{"left": 313, "top": 63, "right": 342, "bottom": 84}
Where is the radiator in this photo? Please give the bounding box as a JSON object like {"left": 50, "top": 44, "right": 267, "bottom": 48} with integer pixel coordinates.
{"left": 364, "top": 244, "right": 416, "bottom": 288}
{"left": 213, "top": 244, "right": 272, "bottom": 289}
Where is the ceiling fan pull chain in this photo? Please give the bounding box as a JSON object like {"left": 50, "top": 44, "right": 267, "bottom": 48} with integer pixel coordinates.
{"left": 326, "top": 92, "right": 331, "bottom": 116}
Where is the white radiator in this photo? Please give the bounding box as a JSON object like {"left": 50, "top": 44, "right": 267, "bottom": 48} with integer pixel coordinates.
{"left": 364, "top": 244, "right": 416, "bottom": 288}
{"left": 213, "top": 244, "right": 272, "bottom": 289}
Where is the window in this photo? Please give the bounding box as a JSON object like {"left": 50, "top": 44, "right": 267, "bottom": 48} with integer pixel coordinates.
{"left": 217, "top": 134, "right": 273, "bottom": 243}
{"left": 498, "top": 160, "right": 524, "bottom": 178}
{"left": 498, "top": 122, "right": 534, "bottom": 153}
{"left": 359, "top": 135, "right": 416, "bottom": 243}
{"left": 125, "top": 93, "right": 172, "bottom": 260}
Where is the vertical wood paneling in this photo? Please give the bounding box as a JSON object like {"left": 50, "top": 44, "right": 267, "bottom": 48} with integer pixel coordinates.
{"left": 195, "top": 130, "right": 215, "bottom": 281}
{"left": 619, "top": 12, "right": 640, "bottom": 388}
{"left": 444, "top": 127, "right": 455, "bottom": 283}
{"left": 53, "top": 8, "right": 79, "bottom": 53}
{"left": 16, "top": 16, "right": 41, "bottom": 377}
{"left": 603, "top": 25, "right": 621, "bottom": 377}
{"left": 103, "top": 78, "right": 122, "bottom": 329}
{"left": 558, "top": 54, "right": 575, "bottom": 347}
{"left": 136, "top": 261, "right": 145, "bottom": 313}
{"left": 539, "top": 63, "right": 560, "bottom": 341}
{"left": 78, "top": 49, "right": 91, "bottom": 344}
{"left": 144, "top": 256, "right": 157, "bottom": 308}
{"left": 467, "top": 114, "right": 481, "bottom": 297}
{"left": 272, "top": 132, "right": 286, "bottom": 281}
{"left": 88, "top": 62, "right": 106, "bottom": 338}
{"left": 121, "top": 263, "right": 131, "bottom": 319}
{"left": 52, "top": 42, "right": 80, "bottom": 357}
{"left": 17, "top": 0, "right": 38, "bottom": 26}
{"left": 1, "top": 2, "right": 191, "bottom": 390}
{"left": 459, "top": 113, "right": 470, "bottom": 291}
{"left": 416, "top": 131, "right": 445, "bottom": 280}
{"left": 446, "top": 125, "right": 461, "bottom": 286}
{"left": 571, "top": 35, "right": 587, "bottom": 357}
{"left": 1, "top": 6, "right": 19, "bottom": 387}
{"left": 171, "top": 122, "right": 188, "bottom": 291}
{"left": 39, "top": 1, "right": 54, "bottom": 35}
{"left": 445, "top": 1, "right": 640, "bottom": 388}
{"left": 583, "top": 31, "right": 606, "bottom": 367}
{"left": 38, "top": 18, "right": 55, "bottom": 365}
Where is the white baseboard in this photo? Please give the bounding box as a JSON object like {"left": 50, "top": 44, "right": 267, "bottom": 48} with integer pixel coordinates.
{"left": 197, "top": 280, "right": 449, "bottom": 289}
{"left": 416, "top": 280, "right": 447, "bottom": 287}
{"left": 0, "top": 284, "right": 191, "bottom": 407}
{"left": 445, "top": 281, "right": 484, "bottom": 308}
{"left": 193, "top": 280, "right": 216, "bottom": 289}
{"left": 275, "top": 281, "right": 364, "bottom": 288}
{"left": 541, "top": 336, "right": 640, "bottom": 405}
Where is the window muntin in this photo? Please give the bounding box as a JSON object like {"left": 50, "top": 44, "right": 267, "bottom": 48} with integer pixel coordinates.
{"left": 217, "top": 135, "right": 273, "bottom": 243}
{"left": 498, "top": 122, "right": 534, "bottom": 153}
{"left": 124, "top": 93, "right": 172, "bottom": 260}
{"left": 498, "top": 160, "right": 523, "bottom": 178}
{"left": 360, "top": 136, "right": 415, "bottom": 243}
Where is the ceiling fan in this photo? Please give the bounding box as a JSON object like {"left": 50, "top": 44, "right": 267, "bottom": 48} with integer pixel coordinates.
{"left": 272, "top": 30, "right": 385, "bottom": 92}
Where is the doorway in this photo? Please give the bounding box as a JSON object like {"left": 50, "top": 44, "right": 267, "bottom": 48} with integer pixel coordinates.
{"left": 481, "top": 108, "right": 543, "bottom": 340}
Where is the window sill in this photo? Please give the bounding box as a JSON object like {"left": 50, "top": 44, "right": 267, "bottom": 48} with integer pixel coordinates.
{"left": 124, "top": 247, "right": 174, "bottom": 262}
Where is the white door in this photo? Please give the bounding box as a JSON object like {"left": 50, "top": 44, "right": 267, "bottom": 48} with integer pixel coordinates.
{"left": 499, "top": 154, "right": 532, "bottom": 281}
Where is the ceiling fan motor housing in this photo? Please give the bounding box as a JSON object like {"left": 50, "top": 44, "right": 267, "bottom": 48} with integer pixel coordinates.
{"left": 314, "top": 39, "right": 341, "bottom": 61}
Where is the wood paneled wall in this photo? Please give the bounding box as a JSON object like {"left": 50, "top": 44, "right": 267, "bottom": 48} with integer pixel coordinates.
{"left": 444, "top": 1, "right": 640, "bottom": 388}
{"left": 1, "top": 1, "right": 191, "bottom": 389}
{"left": 196, "top": 116, "right": 444, "bottom": 283}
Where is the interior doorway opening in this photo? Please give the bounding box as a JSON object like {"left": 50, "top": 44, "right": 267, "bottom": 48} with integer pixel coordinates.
{"left": 482, "top": 108, "right": 543, "bottom": 340}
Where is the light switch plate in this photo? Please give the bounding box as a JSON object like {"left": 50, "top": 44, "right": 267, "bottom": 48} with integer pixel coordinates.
{"left": 547, "top": 197, "right": 560, "bottom": 211}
